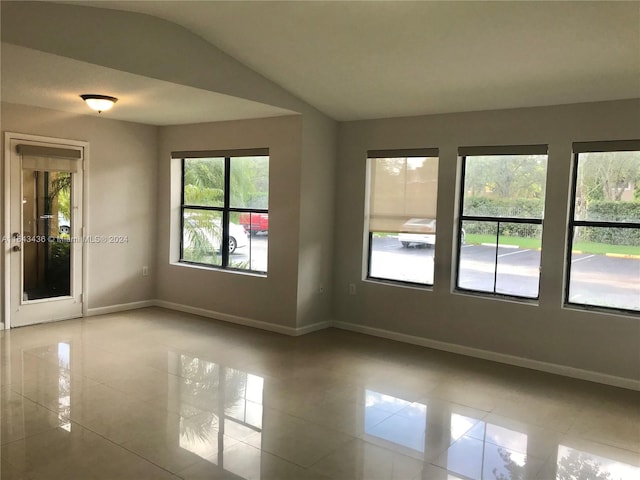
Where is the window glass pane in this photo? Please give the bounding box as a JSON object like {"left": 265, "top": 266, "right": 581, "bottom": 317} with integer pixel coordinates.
{"left": 459, "top": 221, "right": 541, "bottom": 297}
{"left": 182, "top": 209, "right": 222, "bottom": 266}
{"left": 367, "top": 156, "right": 438, "bottom": 285}
{"left": 228, "top": 215, "right": 268, "bottom": 273}
{"left": 463, "top": 155, "right": 547, "bottom": 218}
{"left": 458, "top": 221, "right": 497, "bottom": 293}
{"left": 183, "top": 158, "right": 225, "bottom": 207}
{"left": 574, "top": 151, "right": 640, "bottom": 222}
{"left": 230, "top": 156, "right": 269, "bottom": 209}
{"left": 239, "top": 212, "right": 269, "bottom": 235}
{"left": 459, "top": 152, "right": 547, "bottom": 300}
{"left": 22, "top": 170, "right": 72, "bottom": 300}
{"left": 179, "top": 152, "right": 268, "bottom": 274}
{"left": 495, "top": 223, "right": 542, "bottom": 298}
{"left": 569, "top": 226, "right": 640, "bottom": 311}
{"left": 369, "top": 232, "right": 434, "bottom": 285}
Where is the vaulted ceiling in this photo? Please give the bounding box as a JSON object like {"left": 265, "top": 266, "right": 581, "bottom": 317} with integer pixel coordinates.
{"left": 67, "top": 1, "right": 640, "bottom": 120}
{"left": 3, "top": 1, "right": 639, "bottom": 124}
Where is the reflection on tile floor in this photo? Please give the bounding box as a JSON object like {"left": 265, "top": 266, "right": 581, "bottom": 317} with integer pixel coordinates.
{"left": 1, "top": 307, "right": 639, "bottom": 479}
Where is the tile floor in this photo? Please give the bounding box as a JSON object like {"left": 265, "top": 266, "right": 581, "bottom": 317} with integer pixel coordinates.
{"left": 1, "top": 307, "right": 638, "bottom": 479}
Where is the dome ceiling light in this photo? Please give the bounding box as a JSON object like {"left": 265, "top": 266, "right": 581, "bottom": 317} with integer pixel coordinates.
{"left": 80, "top": 94, "right": 118, "bottom": 113}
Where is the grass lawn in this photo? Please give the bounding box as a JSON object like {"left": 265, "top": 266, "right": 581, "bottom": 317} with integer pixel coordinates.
{"left": 465, "top": 234, "right": 640, "bottom": 256}
{"left": 372, "top": 232, "right": 398, "bottom": 238}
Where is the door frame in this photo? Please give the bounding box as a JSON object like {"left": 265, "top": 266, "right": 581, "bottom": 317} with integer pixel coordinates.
{"left": 3, "top": 132, "right": 90, "bottom": 329}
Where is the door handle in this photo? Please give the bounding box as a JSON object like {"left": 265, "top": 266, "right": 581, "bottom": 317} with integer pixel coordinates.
{"left": 12, "top": 245, "right": 21, "bottom": 252}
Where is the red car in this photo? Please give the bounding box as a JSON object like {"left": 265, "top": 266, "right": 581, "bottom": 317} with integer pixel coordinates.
{"left": 239, "top": 212, "right": 269, "bottom": 235}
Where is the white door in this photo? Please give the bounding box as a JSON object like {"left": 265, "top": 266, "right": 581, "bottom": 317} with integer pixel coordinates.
{"left": 7, "top": 136, "right": 84, "bottom": 328}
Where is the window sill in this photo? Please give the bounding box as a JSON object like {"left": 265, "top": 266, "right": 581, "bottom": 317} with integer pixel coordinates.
{"left": 563, "top": 302, "right": 639, "bottom": 318}
{"left": 364, "top": 277, "right": 433, "bottom": 292}
{"left": 172, "top": 261, "right": 267, "bottom": 278}
{"left": 452, "top": 288, "right": 539, "bottom": 306}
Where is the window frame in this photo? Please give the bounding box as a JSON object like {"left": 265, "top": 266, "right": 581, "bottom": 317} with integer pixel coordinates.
{"left": 177, "top": 149, "right": 269, "bottom": 274}
{"left": 455, "top": 145, "right": 548, "bottom": 300}
{"left": 365, "top": 148, "right": 440, "bottom": 288}
{"left": 565, "top": 140, "right": 640, "bottom": 314}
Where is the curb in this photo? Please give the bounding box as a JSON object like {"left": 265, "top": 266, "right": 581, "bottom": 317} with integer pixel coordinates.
{"left": 572, "top": 251, "right": 640, "bottom": 259}
{"left": 480, "top": 243, "right": 518, "bottom": 249}
{"left": 605, "top": 253, "right": 640, "bottom": 259}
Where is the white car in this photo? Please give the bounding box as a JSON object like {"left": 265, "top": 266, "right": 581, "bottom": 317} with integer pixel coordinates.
{"left": 398, "top": 218, "right": 465, "bottom": 248}
{"left": 183, "top": 214, "right": 248, "bottom": 255}
{"left": 58, "top": 212, "right": 71, "bottom": 235}
{"left": 227, "top": 222, "right": 249, "bottom": 253}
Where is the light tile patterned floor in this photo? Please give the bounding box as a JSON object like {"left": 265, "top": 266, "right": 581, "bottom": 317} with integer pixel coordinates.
{"left": 1, "top": 307, "right": 638, "bottom": 479}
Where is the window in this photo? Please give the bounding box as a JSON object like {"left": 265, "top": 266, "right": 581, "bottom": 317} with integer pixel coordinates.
{"left": 566, "top": 140, "right": 640, "bottom": 312}
{"left": 176, "top": 149, "right": 269, "bottom": 274}
{"left": 456, "top": 145, "right": 548, "bottom": 299}
{"left": 366, "top": 149, "right": 439, "bottom": 286}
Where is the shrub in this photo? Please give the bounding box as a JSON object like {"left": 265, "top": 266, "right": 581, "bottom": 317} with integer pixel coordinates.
{"left": 576, "top": 201, "right": 640, "bottom": 246}
{"left": 463, "top": 197, "right": 544, "bottom": 238}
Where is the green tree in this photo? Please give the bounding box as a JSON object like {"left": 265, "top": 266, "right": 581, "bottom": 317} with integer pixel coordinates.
{"left": 50, "top": 173, "right": 71, "bottom": 220}
{"left": 181, "top": 156, "right": 269, "bottom": 263}
{"left": 579, "top": 151, "right": 639, "bottom": 202}
{"left": 183, "top": 158, "right": 224, "bottom": 205}
{"left": 182, "top": 210, "right": 219, "bottom": 263}
{"left": 465, "top": 155, "right": 547, "bottom": 200}
{"left": 230, "top": 156, "right": 269, "bottom": 209}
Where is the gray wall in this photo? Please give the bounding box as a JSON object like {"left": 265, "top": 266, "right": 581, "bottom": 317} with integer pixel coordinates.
{"left": 2, "top": 1, "right": 338, "bottom": 331}
{"left": 1, "top": 102, "right": 158, "bottom": 309}
{"left": 296, "top": 113, "right": 338, "bottom": 327}
{"left": 334, "top": 99, "right": 640, "bottom": 381}
{"left": 157, "top": 116, "right": 304, "bottom": 328}
{"left": 2, "top": 1, "right": 637, "bottom": 383}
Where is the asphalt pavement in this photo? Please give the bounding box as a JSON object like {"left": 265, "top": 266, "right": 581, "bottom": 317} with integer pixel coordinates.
{"left": 370, "top": 236, "right": 639, "bottom": 310}
{"left": 233, "top": 235, "right": 639, "bottom": 310}
{"left": 232, "top": 235, "right": 268, "bottom": 272}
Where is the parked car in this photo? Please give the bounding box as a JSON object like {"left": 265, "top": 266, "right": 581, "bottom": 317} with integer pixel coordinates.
{"left": 398, "top": 218, "right": 465, "bottom": 248}
{"left": 227, "top": 222, "right": 249, "bottom": 253}
{"left": 239, "top": 212, "right": 268, "bottom": 235}
{"left": 58, "top": 212, "right": 70, "bottom": 235}
{"left": 183, "top": 214, "right": 248, "bottom": 255}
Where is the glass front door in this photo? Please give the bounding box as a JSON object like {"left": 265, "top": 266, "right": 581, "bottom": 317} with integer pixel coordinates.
{"left": 8, "top": 136, "right": 84, "bottom": 328}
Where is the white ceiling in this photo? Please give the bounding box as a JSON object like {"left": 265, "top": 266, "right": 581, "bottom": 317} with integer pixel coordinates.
{"left": 60, "top": 0, "right": 640, "bottom": 121}
{"left": 1, "top": 43, "right": 294, "bottom": 126}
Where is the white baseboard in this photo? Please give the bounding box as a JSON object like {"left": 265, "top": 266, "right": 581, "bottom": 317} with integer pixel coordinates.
{"left": 295, "top": 320, "right": 333, "bottom": 335}
{"left": 154, "top": 300, "right": 329, "bottom": 337}
{"left": 333, "top": 321, "right": 640, "bottom": 392}
{"left": 86, "top": 300, "right": 156, "bottom": 317}
{"left": 82, "top": 300, "right": 640, "bottom": 391}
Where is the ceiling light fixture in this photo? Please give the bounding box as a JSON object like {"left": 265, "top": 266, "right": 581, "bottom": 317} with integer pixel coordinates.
{"left": 80, "top": 94, "right": 118, "bottom": 113}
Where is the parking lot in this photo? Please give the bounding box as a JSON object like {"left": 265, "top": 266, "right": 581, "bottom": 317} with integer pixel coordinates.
{"left": 231, "top": 234, "right": 268, "bottom": 272}
{"left": 370, "top": 236, "right": 640, "bottom": 310}
{"left": 232, "top": 234, "right": 639, "bottom": 310}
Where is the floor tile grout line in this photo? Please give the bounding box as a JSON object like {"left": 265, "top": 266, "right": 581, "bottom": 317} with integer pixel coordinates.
{"left": 298, "top": 434, "right": 357, "bottom": 471}
{"left": 62, "top": 418, "right": 187, "bottom": 479}
{"left": 3, "top": 386, "right": 187, "bottom": 477}
{"left": 3, "top": 310, "right": 640, "bottom": 479}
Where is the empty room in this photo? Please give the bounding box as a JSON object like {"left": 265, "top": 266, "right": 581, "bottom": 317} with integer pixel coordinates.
{"left": 1, "top": 1, "right": 639, "bottom": 479}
